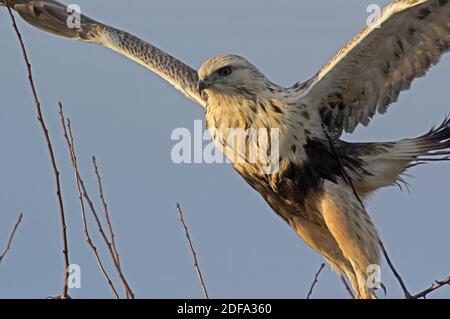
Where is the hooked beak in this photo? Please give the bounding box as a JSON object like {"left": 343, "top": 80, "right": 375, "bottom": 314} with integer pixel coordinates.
{"left": 197, "top": 80, "right": 208, "bottom": 94}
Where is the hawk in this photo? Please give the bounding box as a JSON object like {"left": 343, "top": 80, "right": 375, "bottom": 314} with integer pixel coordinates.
{"left": 2, "top": 0, "right": 449, "bottom": 298}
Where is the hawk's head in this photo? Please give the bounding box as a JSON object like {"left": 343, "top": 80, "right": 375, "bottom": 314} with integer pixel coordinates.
{"left": 197, "top": 55, "right": 269, "bottom": 96}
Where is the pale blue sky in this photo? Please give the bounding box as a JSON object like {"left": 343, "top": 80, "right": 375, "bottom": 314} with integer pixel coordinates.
{"left": 0, "top": 0, "right": 449, "bottom": 299}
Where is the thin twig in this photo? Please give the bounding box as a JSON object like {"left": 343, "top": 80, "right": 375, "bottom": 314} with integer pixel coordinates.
{"left": 378, "top": 241, "right": 411, "bottom": 298}
{"left": 59, "top": 104, "right": 120, "bottom": 299}
{"left": 92, "top": 157, "right": 122, "bottom": 266}
{"left": 64, "top": 117, "right": 135, "bottom": 299}
{"left": 92, "top": 156, "right": 119, "bottom": 259}
{"left": 412, "top": 275, "right": 450, "bottom": 299}
{"left": 176, "top": 203, "right": 209, "bottom": 299}
{"left": 339, "top": 274, "right": 355, "bottom": 299}
{"left": 306, "top": 263, "right": 325, "bottom": 299}
{"left": 92, "top": 156, "right": 126, "bottom": 298}
{"left": 3, "top": 1, "right": 70, "bottom": 298}
{"left": 0, "top": 214, "right": 23, "bottom": 264}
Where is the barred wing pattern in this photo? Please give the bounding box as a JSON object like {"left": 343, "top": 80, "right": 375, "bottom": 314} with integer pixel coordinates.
{"left": 3, "top": 0, "right": 206, "bottom": 107}
{"left": 301, "top": 0, "right": 449, "bottom": 134}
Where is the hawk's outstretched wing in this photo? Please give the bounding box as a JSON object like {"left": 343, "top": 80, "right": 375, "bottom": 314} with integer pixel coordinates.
{"left": 2, "top": 0, "right": 206, "bottom": 107}
{"left": 299, "top": 0, "right": 449, "bottom": 134}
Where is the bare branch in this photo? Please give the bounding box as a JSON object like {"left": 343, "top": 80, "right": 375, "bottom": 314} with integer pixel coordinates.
{"left": 59, "top": 104, "right": 120, "bottom": 299}
{"left": 0, "top": 214, "right": 23, "bottom": 264}
{"left": 92, "top": 156, "right": 128, "bottom": 298}
{"left": 379, "top": 241, "right": 411, "bottom": 298}
{"left": 306, "top": 263, "right": 325, "bottom": 299}
{"left": 412, "top": 275, "right": 450, "bottom": 299}
{"left": 92, "top": 157, "right": 121, "bottom": 264}
{"left": 339, "top": 274, "right": 355, "bottom": 299}
{"left": 176, "top": 203, "right": 209, "bottom": 299}
{"left": 63, "top": 116, "right": 135, "bottom": 299}
{"left": 3, "top": 1, "right": 70, "bottom": 298}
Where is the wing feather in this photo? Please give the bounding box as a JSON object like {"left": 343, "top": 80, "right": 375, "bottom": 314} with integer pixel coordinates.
{"left": 299, "top": 0, "right": 449, "bottom": 134}
{"left": 2, "top": 0, "right": 206, "bottom": 107}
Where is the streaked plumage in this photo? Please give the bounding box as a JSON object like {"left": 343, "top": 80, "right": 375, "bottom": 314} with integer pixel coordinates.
{"left": 3, "top": 0, "right": 449, "bottom": 298}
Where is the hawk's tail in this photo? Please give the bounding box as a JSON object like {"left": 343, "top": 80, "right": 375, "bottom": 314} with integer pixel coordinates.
{"left": 341, "top": 117, "right": 450, "bottom": 196}
{"left": 407, "top": 116, "right": 450, "bottom": 165}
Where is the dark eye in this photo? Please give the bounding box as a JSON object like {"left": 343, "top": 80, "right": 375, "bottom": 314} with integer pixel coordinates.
{"left": 218, "top": 67, "right": 232, "bottom": 77}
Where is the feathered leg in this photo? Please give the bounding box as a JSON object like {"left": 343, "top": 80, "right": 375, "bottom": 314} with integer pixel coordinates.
{"left": 319, "top": 180, "right": 381, "bottom": 299}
